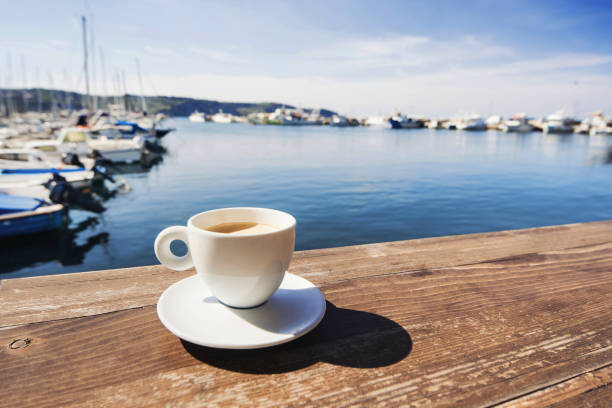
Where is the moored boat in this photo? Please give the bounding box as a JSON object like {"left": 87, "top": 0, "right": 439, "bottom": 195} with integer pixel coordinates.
{"left": 542, "top": 110, "right": 574, "bottom": 134}
{"left": 211, "top": 110, "right": 233, "bottom": 123}
{"left": 330, "top": 115, "right": 348, "bottom": 127}
{"left": 389, "top": 113, "right": 424, "bottom": 129}
{"left": 456, "top": 113, "right": 487, "bottom": 131}
{"left": 500, "top": 114, "right": 534, "bottom": 133}
{"left": 486, "top": 115, "right": 503, "bottom": 130}
{"left": 26, "top": 127, "right": 143, "bottom": 164}
{"left": 189, "top": 111, "right": 205, "bottom": 122}
{"left": 0, "top": 193, "right": 66, "bottom": 238}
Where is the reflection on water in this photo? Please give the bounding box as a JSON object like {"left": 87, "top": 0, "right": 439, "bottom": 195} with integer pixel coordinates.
{"left": 1, "top": 216, "right": 109, "bottom": 275}
{"left": 2, "top": 121, "right": 611, "bottom": 278}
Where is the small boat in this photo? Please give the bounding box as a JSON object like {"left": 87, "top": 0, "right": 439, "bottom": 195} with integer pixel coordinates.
{"left": 365, "top": 116, "right": 388, "bottom": 127}
{"left": 542, "top": 110, "right": 574, "bottom": 134}
{"left": 499, "top": 114, "right": 534, "bottom": 133}
{"left": 456, "top": 113, "right": 487, "bottom": 131}
{"left": 27, "top": 127, "right": 143, "bottom": 164}
{"left": 486, "top": 115, "right": 503, "bottom": 130}
{"left": 581, "top": 111, "right": 612, "bottom": 136}
{"left": 211, "top": 109, "right": 233, "bottom": 124}
{"left": 0, "top": 148, "right": 96, "bottom": 189}
{"left": 0, "top": 193, "right": 65, "bottom": 238}
{"left": 330, "top": 115, "right": 348, "bottom": 127}
{"left": 389, "top": 113, "right": 424, "bottom": 129}
{"left": 189, "top": 111, "right": 205, "bottom": 122}
{"left": 427, "top": 119, "right": 444, "bottom": 129}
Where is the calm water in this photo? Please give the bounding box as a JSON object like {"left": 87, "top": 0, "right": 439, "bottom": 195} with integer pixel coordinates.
{"left": 2, "top": 119, "right": 611, "bottom": 278}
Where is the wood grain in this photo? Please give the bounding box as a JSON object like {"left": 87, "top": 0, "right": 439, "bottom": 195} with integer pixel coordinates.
{"left": 1, "top": 220, "right": 611, "bottom": 327}
{"left": 1, "top": 221, "right": 611, "bottom": 407}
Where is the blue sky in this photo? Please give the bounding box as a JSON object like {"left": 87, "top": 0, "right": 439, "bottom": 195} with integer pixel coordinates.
{"left": 2, "top": 0, "right": 612, "bottom": 116}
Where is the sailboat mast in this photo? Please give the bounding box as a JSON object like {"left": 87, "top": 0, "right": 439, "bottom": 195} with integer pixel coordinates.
{"left": 82, "top": 15, "right": 91, "bottom": 112}
{"left": 48, "top": 72, "right": 57, "bottom": 117}
{"left": 99, "top": 48, "right": 108, "bottom": 109}
{"left": 135, "top": 57, "right": 147, "bottom": 113}
{"left": 5, "top": 52, "right": 14, "bottom": 117}
{"left": 90, "top": 13, "right": 97, "bottom": 111}
{"left": 35, "top": 66, "right": 42, "bottom": 112}
{"left": 121, "top": 70, "right": 128, "bottom": 112}
{"left": 21, "top": 56, "right": 28, "bottom": 113}
{"left": 63, "top": 68, "right": 72, "bottom": 112}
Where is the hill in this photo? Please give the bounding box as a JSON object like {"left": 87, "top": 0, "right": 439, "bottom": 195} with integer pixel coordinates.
{"left": 0, "top": 88, "right": 336, "bottom": 117}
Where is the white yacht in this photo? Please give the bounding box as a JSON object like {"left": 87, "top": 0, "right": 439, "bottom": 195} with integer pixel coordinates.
{"left": 211, "top": 109, "right": 233, "bottom": 123}
{"left": 189, "top": 111, "right": 205, "bottom": 123}
{"left": 27, "top": 127, "right": 143, "bottom": 164}
{"left": 499, "top": 114, "right": 534, "bottom": 133}
{"left": 456, "top": 113, "right": 487, "bottom": 131}
{"left": 542, "top": 110, "right": 574, "bottom": 134}
{"left": 582, "top": 111, "right": 612, "bottom": 135}
{"left": 330, "top": 115, "right": 348, "bottom": 127}
{"left": 0, "top": 149, "right": 95, "bottom": 189}
{"left": 486, "top": 115, "right": 503, "bottom": 130}
{"left": 427, "top": 119, "right": 443, "bottom": 129}
{"left": 365, "top": 116, "right": 387, "bottom": 127}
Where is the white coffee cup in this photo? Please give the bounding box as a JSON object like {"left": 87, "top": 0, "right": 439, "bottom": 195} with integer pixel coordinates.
{"left": 154, "top": 207, "right": 296, "bottom": 308}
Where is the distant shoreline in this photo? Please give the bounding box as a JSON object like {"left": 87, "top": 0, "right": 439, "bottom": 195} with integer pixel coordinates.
{"left": 0, "top": 88, "right": 337, "bottom": 118}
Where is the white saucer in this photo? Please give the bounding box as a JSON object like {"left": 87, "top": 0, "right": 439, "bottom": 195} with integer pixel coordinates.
{"left": 157, "top": 272, "right": 326, "bottom": 349}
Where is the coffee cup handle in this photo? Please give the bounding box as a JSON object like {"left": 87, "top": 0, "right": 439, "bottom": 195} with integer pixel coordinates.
{"left": 154, "top": 226, "right": 193, "bottom": 271}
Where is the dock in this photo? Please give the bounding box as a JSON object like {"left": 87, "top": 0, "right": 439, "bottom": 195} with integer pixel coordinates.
{"left": 1, "top": 220, "right": 611, "bottom": 407}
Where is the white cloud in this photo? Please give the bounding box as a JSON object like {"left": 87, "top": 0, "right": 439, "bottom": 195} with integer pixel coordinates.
{"left": 190, "top": 46, "right": 245, "bottom": 63}
{"left": 12, "top": 33, "right": 611, "bottom": 118}
{"left": 298, "top": 35, "right": 516, "bottom": 72}
{"left": 138, "top": 66, "right": 612, "bottom": 118}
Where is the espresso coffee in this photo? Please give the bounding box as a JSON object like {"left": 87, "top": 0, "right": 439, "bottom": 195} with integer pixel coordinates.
{"left": 205, "top": 222, "right": 279, "bottom": 235}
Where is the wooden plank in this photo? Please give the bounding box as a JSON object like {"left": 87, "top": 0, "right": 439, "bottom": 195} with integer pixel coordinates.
{"left": 1, "top": 231, "right": 610, "bottom": 407}
{"left": 2, "top": 220, "right": 611, "bottom": 327}
{"left": 496, "top": 365, "right": 612, "bottom": 407}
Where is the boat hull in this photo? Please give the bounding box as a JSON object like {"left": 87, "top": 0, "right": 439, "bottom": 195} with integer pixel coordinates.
{"left": 0, "top": 169, "right": 95, "bottom": 189}
{"left": 543, "top": 125, "right": 573, "bottom": 134}
{"left": 0, "top": 204, "right": 65, "bottom": 238}
{"left": 500, "top": 123, "right": 534, "bottom": 133}
{"left": 389, "top": 119, "right": 422, "bottom": 129}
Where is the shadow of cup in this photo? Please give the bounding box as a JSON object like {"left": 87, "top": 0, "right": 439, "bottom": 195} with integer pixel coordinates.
{"left": 181, "top": 301, "right": 412, "bottom": 374}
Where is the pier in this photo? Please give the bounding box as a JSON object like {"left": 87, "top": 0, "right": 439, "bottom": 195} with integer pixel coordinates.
{"left": 1, "top": 220, "right": 611, "bottom": 407}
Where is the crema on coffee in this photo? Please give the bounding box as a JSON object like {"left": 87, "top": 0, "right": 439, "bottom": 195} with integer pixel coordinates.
{"left": 204, "top": 222, "right": 279, "bottom": 235}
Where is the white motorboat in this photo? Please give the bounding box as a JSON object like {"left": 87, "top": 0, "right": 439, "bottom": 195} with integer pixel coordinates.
{"left": 189, "top": 111, "right": 205, "bottom": 122}
{"left": 330, "top": 115, "right": 348, "bottom": 127}
{"left": 389, "top": 112, "right": 424, "bottom": 129}
{"left": 456, "top": 113, "right": 487, "bottom": 131}
{"left": 583, "top": 111, "right": 612, "bottom": 136}
{"left": 542, "top": 110, "right": 574, "bottom": 134}
{"left": 499, "top": 114, "right": 534, "bottom": 133}
{"left": 0, "top": 148, "right": 95, "bottom": 189}
{"left": 427, "top": 119, "right": 444, "bottom": 129}
{"left": 27, "top": 127, "right": 143, "bottom": 164}
{"left": 365, "top": 116, "right": 388, "bottom": 127}
{"left": 486, "top": 115, "right": 503, "bottom": 130}
{"left": 210, "top": 110, "right": 233, "bottom": 123}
